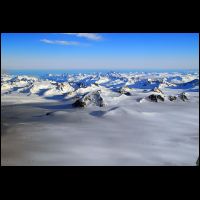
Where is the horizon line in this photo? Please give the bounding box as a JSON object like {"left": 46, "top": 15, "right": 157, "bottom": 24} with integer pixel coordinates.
{"left": 4, "top": 68, "right": 199, "bottom": 70}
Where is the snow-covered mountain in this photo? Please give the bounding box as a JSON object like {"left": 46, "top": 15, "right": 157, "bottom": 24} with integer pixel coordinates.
{"left": 1, "top": 71, "right": 199, "bottom": 106}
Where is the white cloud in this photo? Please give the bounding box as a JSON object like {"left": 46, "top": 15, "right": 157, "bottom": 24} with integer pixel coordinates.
{"left": 63, "top": 33, "right": 103, "bottom": 41}
{"left": 40, "top": 39, "right": 80, "bottom": 45}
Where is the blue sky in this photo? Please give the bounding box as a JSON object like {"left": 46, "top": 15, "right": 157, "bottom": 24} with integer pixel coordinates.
{"left": 1, "top": 33, "right": 199, "bottom": 70}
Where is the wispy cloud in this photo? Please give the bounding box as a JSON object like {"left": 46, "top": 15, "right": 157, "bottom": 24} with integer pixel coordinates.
{"left": 40, "top": 39, "right": 80, "bottom": 46}
{"left": 62, "top": 33, "right": 103, "bottom": 41}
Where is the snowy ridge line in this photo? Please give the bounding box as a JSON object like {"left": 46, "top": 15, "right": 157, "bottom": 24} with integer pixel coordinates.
{"left": 1, "top": 72, "right": 199, "bottom": 106}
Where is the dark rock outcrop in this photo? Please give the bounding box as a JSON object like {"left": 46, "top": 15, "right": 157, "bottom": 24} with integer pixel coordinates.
{"left": 179, "top": 92, "right": 189, "bottom": 101}
{"left": 73, "top": 99, "right": 87, "bottom": 107}
{"left": 73, "top": 90, "right": 105, "bottom": 108}
{"left": 121, "top": 91, "right": 132, "bottom": 96}
{"left": 148, "top": 94, "right": 164, "bottom": 102}
{"left": 168, "top": 95, "right": 177, "bottom": 101}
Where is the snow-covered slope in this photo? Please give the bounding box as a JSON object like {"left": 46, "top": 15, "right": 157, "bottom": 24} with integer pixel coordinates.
{"left": 2, "top": 72, "right": 198, "bottom": 104}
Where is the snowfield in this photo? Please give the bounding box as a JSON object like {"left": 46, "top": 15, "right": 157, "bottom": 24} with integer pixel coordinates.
{"left": 1, "top": 71, "right": 199, "bottom": 166}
